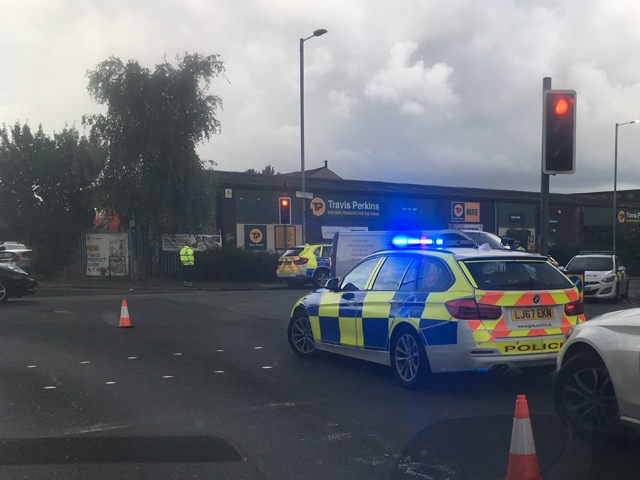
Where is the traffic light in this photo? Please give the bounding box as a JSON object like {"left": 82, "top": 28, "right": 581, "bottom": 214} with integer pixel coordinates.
{"left": 543, "top": 90, "right": 577, "bottom": 174}
{"left": 279, "top": 197, "right": 291, "bottom": 224}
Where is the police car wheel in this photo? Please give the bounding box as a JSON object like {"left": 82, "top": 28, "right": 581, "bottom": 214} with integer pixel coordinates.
{"left": 0, "top": 282, "right": 8, "bottom": 304}
{"left": 288, "top": 313, "right": 322, "bottom": 359}
{"left": 312, "top": 269, "right": 330, "bottom": 289}
{"left": 620, "top": 279, "right": 629, "bottom": 299}
{"left": 553, "top": 351, "right": 622, "bottom": 438}
{"left": 390, "top": 327, "right": 429, "bottom": 389}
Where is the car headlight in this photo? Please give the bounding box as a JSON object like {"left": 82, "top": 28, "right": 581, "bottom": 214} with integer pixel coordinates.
{"left": 602, "top": 275, "right": 615, "bottom": 283}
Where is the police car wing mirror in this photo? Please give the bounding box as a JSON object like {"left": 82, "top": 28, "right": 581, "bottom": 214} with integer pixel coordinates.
{"left": 325, "top": 278, "right": 340, "bottom": 291}
{"left": 558, "top": 266, "right": 565, "bottom": 271}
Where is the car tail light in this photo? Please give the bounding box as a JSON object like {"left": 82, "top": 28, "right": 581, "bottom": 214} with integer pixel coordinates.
{"left": 293, "top": 258, "right": 309, "bottom": 265}
{"left": 278, "top": 258, "right": 285, "bottom": 265}
{"left": 564, "top": 299, "right": 584, "bottom": 316}
{"left": 446, "top": 298, "right": 502, "bottom": 320}
{"left": 12, "top": 255, "right": 21, "bottom": 262}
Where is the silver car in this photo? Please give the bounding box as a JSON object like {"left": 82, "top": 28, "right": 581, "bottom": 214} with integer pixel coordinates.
{"left": 554, "top": 309, "right": 640, "bottom": 437}
{"left": 0, "top": 249, "right": 34, "bottom": 277}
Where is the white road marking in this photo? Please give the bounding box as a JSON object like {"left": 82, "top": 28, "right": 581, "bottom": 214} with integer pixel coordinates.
{"left": 105, "top": 381, "right": 116, "bottom": 385}
{"left": 44, "top": 386, "right": 57, "bottom": 390}
{"left": 162, "top": 375, "right": 173, "bottom": 379}
{"left": 214, "top": 370, "right": 225, "bottom": 374}
{"left": 27, "top": 365, "right": 37, "bottom": 368}
{"left": 173, "top": 353, "right": 183, "bottom": 356}
{"left": 79, "top": 361, "right": 90, "bottom": 364}
{"left": 127, "top": 357, "right": 137, "bottom": 360}
{"left": 254, "top": 346, "right": 263, "bottom": 349}
{"left": 215, "top": 350, "right": 224, "bottom": 352}
{"left": 262, "top": 366, "right": 273, "bottom": 369}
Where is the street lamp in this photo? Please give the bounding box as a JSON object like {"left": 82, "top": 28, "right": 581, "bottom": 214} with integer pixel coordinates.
{"left": 613, "top": 120, "right": 639, "bottom": 256}
{"left": 300, "top": 28, "right": 327, "bottom": 244}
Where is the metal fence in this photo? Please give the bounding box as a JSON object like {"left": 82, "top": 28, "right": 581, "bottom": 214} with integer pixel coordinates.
{"left": 65, "top": 227, "right": 182, "bottom": 279}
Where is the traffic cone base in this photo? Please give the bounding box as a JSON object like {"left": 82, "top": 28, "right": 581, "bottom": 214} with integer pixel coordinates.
{"left": 505, "top": 394, "right": 542, "bottom": 480}
{"left": 118, "top": 299, "right": 134, "bottom": 328}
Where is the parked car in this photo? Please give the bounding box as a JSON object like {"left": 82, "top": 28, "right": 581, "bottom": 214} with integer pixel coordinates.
{"left": 288, "top": 238, "right": 584, "bottom": 388}
{"left": 561, "top": 251, "right": 628, "bottom": 302}
{"left": 0, "top": 263, "right": 37, "bottom": 304}
{"left": 554, "top": 308, "right": 640, "bottom": 437}
{"left": 277, "top": 244, "right": 332, "bottom": 288}
{"left": 0, "top": 249, "right": 34, "bottom": 277}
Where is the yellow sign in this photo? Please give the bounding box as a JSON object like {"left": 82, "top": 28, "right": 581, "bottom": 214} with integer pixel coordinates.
{"left": 451, "top": 202, "right": 480, "bottom": 222}
{"left": 311, "top": 198, "right": 326, "bottom": 216}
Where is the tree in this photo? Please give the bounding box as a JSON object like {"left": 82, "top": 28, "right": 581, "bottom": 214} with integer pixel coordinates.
{"left": 245, "top": 164, "right": 277, "bottom": 175}
{"left": 0, "top": 123, "right": 99, "bottom": 274}
{"left": 83, "top": 53, "right": 225, "bottom": 263}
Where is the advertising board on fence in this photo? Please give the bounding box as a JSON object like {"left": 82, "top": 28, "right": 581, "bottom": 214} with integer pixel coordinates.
{"left": 86, "top": 233, "right": 129, "bottom": 276}
{"left": 161, "top": 234, "right": 222, "bottom": 252}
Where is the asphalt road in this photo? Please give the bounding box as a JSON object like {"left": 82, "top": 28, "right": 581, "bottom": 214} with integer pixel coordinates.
{"left": 0, "top": 282, "right": 638, "bottom": 479}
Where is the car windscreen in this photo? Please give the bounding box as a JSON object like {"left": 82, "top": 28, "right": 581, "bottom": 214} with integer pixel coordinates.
{"left": 565, "top": 257, "right": 613, "bottom": 272}
{"left": 282, "top": 248, "right": 304, "bottom": 257}
{"left": 0, "top": 252, "right": 15, "bottom": 261}
{"left": 461, "top": 259, "right": 575, "bottom": 291}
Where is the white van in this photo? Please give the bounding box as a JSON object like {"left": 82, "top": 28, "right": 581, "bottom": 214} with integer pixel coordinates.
{"left": 329, "top": 229, "right": 505, "bottom": 279}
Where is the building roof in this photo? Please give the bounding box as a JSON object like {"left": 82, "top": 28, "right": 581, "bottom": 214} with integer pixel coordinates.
{"left": 210, "top": 169, "right": 640, "bottom": 208}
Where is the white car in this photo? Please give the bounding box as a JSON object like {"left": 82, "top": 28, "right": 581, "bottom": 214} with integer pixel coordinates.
{"left": 554, "top": 309, "right": 640, "bottom": 437}
{"left": 561, "top": 251, "right": 629, "bottom": 302}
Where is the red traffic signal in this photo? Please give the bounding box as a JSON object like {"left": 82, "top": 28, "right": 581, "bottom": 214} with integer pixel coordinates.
{"left": 279, "top": 197, "right": 291, "bottom": 224}
{"left": 543, "top": 90, "right": 577, "bottom": 175}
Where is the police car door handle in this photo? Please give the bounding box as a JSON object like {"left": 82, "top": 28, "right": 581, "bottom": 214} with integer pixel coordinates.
{"left": 389, "top": 298, "right": 404, "bottom": 307}
{"left": 347, "top": 298, "right": 358, "bottom": 306}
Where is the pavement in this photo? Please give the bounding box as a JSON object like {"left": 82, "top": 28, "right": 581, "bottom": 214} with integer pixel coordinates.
{"left": 36, "top": 276, "right": 289, "bottom": 293}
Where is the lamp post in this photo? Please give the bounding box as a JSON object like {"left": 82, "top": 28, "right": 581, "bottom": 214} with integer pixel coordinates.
{"left": 613, "top": 120, "right": 639, "bottom": 256}
{"left": 300, "top": 28, "right": 327, "bottom": 244}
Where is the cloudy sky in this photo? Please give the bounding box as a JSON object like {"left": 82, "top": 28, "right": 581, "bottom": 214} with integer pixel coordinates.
{"left": 2, "top": 0, "right": 640, "bottom": 194}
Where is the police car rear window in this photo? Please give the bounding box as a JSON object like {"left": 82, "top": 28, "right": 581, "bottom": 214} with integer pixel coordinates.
{"left": 283, "top": 248, "right": 304, "bottom": 257}
{"left": 462, "top": 260, "right": 574, "bottom": 291}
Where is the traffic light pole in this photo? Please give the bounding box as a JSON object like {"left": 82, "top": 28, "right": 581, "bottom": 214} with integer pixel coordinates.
{"left": 539, "top": 77, "right": 551, "bottom": 255}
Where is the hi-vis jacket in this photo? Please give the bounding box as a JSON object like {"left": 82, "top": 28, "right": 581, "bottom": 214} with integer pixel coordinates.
{"left": 180, "top": 245, "right": 195, "bottom": 266}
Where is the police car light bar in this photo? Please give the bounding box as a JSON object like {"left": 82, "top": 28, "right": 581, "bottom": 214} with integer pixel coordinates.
{"left": 391, "top": 235, "right": 443, "bottom": 248}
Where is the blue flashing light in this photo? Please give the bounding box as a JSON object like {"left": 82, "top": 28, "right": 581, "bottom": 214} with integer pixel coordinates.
{"left": 393, "top": 235, "right": 436, "bottom": 248}
{"left": 392, "top": 236, "right": 409, "bottom": 247}
{"left": 435, "top": 238, "right": 444, "bottom": 245}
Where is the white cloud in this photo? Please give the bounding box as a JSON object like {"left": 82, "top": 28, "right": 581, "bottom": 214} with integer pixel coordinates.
{"left": 364, "top": 40, "right": 459, "bottom": 119}
{"left": 328, "top": 90, "right": 357, "bottom": 118}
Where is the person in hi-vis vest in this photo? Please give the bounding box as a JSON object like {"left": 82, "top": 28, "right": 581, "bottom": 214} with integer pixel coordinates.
{"left": 180, "top": 239, "right": 195, "bottom": 287}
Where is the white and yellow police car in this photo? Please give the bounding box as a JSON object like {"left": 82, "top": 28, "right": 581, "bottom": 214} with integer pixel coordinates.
{"left": 277, "top": 244, "right": 332, "bottom": 289}
{"left": 287, "top": 236, "right": 585, "bottom": 388}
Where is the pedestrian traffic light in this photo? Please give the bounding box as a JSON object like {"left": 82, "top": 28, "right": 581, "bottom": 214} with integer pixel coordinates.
{"left": 543, "top": 90, "right": 577, "bottom": 174}
{"left": 279, "top": 197, "right": 291, "bottom": 224}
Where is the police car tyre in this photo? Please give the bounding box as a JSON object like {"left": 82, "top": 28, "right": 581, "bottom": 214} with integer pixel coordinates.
{"left": 0, "top": 282, "right": 8, "bottom": 304}
{"left": 553, "top": 351, "right": 622, "bottom": 438}
{"left": 519, "top": 365, "right": 556, "bottom": 378}
{"left": 312, "top": 268, "right": 330, "bottom": 289}
{"left": 390, "top": 326, "right": 430, "bottom": 389}
{"left": 620, "top": 279, "right": 629, "bottom": 300}
{"left": 288, "top": 312, "right": 322, "bottom": 359}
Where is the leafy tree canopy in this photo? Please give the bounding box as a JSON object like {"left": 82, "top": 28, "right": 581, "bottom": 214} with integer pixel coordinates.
{"left": 83, "top": 53, "right": 225, "bottom": 234}
{"left": 245, "top": 164, "right": 277, "bottom": 175}
{"left": 0, "top": 123, "right": 99, "bottom": 274}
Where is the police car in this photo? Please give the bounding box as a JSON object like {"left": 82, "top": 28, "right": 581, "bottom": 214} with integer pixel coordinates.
{"left": 277, "top": 244, "right": 332, "bottom": 289}
{"left": 287, "top": 235, "right": 585, "bottom": 388}
{"left": 561, "top": 251, "right": 629, "bottom": 302}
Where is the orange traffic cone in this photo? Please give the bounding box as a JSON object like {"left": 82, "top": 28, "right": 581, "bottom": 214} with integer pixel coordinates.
{"left": 505, "top": 394, "right": 542, "bottom": 480}
{"left": 118, "top": 299, "right": 134, "bottom": 328}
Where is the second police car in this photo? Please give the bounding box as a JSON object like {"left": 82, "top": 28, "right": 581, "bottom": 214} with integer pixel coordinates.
{"left": 561, "top": 251, "right": 629, "bottom": 302}
{"left": 277, "top": 244, "right": 332, "bottom": 289}
{"left": 287, "top": 235, "right": 585, "bottom": 388}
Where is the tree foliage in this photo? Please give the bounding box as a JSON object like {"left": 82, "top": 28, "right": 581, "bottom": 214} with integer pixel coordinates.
{"left": 83, "top": 53, "right": 225, "bottom": 235}
{"left": 245, "top": 164, "right": 277, "bottom": 175}
{"left": 0, "top": 123, "right": 99, "bottom": 274}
